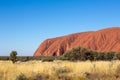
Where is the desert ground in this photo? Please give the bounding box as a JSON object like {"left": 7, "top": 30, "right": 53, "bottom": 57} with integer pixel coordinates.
{"left": 0, "top": 60, "right": 120, "bottom": 80}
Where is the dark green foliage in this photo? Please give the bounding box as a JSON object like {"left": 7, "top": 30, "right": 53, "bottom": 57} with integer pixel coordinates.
{"left": 17, "top": 56, "right": 55, "bottom": 62}
{"left": 105, "top": 52, "right": 115, "bottom": 60}
{"left": 20, "top": 56, "right": 30, "bottom": 62}
{"left": 62, "top": 46, "right": 118, "bottom": 61}
{"left": 97, "top": 52, "right": 106, "bottom": 60}
{"left": 96, "top": 51, "right": 115, "bottom": 60}
{"left": 91, "top": 51, "right": 98, "bottom": 61}
{"left": 63, "top": 47, "right": 87, "bottom": 61}
{"left": 84, "top": 51, "right": 94, "bottom": 61}
{"left": 9, "top": 51, "right": 17, "bottom": 63}
{"left": 116, "top": 52, "right": 120, "bottom": 60}
{"left": 63, "top": 46, "right": 98, "bottom": 61}
{"left": 41, "top": 57, "right": 54, "bottom": 62}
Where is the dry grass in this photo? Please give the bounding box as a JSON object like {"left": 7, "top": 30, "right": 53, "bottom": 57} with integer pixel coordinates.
{"left": 0, "top": 60, "right": 120, "bottom": 80}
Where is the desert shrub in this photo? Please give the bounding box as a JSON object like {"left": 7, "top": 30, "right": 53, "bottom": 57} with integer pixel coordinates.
{"left": 41, "top": 57, "right": 54, "bottom": 62}
{"left": 32, "top": 73, "right": 49, "bottom": 80}
{"left": 25, "top": 56, "right": 29, "bottom": 61}
{"left": 63, "top": 47, "right": 85, "bottom": 61}
{"left": 62, "top": 46, "right": 118, "bottom": 61}
{"left": 56, "top": 67, "right": 68, "bottom": 74}
{"left": 116, "top": 52, "right": 120, "bottom": 60}
{"left": 16, "top": 73, "right": 27, "bottom": 80}
{"left": 84, "top": 50, "right": 97, "bottom": 61}
{"left": 57, "top": 56, "right": 68, "bottom": 61}
{"left": 51, "top": 67, "right": 72, "bottom": 80}
{"left": 0, "top": 56, "right": 9, "bottom": 60}
{"left": 16, "top": 73, "right": 50, "bottom": 80}
{"left": 20, "top": 56, "right": 30, "bottom": 62}
{"left": 91, "top": 50, "right": 98, "bottom": 61}
{"left": 104, "top": 52, "right": 115, "bottom": 60}
{"left": 96, "top": 52, "right": 106, "bottom": 60}
{"left": 63, "top": 46, "right": 97, "bottom": 61}
{"left": 57, "top": 74, "right": 71, "bottom": 80}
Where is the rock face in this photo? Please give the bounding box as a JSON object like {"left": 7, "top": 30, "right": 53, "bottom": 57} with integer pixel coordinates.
{"left": 34, "top": 27, "right": 120, "bottom": 56}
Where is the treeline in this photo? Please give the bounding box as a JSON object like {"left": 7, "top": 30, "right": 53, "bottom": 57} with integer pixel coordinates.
{"left": 0, "top": 56, "right": 57, "bottom": 62}
{"left": 1, "top": 46, "right": 120, "bottom": 62}
{"left": 62, "top": 46, "right": 120, "bottom": 61}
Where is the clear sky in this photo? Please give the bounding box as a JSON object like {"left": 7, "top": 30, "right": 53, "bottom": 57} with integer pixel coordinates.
{"left": 0, "top": 0, "right": 120, "bottom": 56}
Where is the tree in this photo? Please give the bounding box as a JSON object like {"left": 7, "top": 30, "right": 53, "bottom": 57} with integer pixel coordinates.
{"left": 9, "top": 51, "right": 17, "bottom": 63}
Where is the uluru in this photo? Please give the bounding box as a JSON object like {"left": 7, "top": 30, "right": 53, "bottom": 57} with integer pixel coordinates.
{"left": 34, "top": 27, "right": 120, "bottom": 56}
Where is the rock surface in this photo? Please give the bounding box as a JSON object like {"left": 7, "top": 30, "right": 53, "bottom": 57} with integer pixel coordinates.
{"left": 34, "top": 27, "right": 120, "bottom": 56}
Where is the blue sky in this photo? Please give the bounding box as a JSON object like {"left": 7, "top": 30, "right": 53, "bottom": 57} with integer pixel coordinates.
{"left": 0, "top": 0, "right": 120, "bottom": 56}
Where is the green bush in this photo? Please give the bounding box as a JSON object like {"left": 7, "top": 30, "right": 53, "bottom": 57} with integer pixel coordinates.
{"left": 97, "top": 52, "right": 106, "bottom": 60}
{"left": 62, "top": 46, "right": 96, "bottom": 61}
{"left": 116, "top": 52, "right": 120, "bottom": 60}
{"left": 62, "top": 46, "right": 118, "bottom": 61}
{"left": 105, "top": 52, "right": 115, "bottom": 60}
{"left": 41, "top": 57, "right": 54, "bottom": 62}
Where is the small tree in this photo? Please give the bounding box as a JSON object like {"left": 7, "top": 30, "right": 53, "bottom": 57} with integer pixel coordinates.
{"left": 9, "top": 51, "right": 17, "bottom": 63}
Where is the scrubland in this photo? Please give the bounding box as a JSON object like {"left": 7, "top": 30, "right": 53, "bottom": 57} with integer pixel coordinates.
{"left": 0, "top": 60, "right": 120, "bottom": 80}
